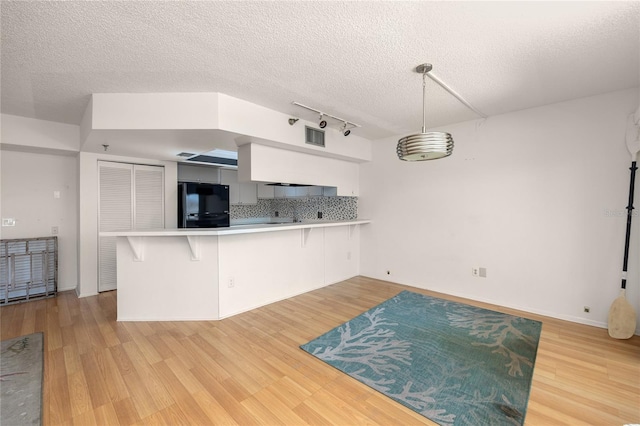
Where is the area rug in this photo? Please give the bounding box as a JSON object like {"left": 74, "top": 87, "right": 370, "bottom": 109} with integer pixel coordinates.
{"left": 1, "top": 332, "right": 44, "bottom": 425}
{"left": 301, "top": 291, "right": 542, "bottom": 425}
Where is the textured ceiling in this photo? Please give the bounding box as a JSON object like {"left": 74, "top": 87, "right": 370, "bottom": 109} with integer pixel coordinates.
{"left": 1, "top": 1, "right": 639, "bottom": 141}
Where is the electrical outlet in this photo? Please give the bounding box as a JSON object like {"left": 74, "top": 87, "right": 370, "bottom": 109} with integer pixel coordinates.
{"left": 228, "top": 277, "right": 235, "bottom": 288}
{"left": 583, "top": 306, "right": 590, "bottom": 313}
{"left": 2, "top": 218, "right": 15, "bottom": 227}
{"left": 472, "top": 267, "right": 487, "bottom": 278}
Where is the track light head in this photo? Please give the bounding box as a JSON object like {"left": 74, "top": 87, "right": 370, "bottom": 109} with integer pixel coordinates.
{"left": 341, "top": 122, "right": 351, "bottom": 137}
{"left": 288, "top": 118, "right": 299, "bottom": 126}
{"left": 318, "top": 114, "right": 327, "bottom": 128}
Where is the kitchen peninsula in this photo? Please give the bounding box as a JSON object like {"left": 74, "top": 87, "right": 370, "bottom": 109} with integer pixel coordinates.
{"left": 101, "top": 219, "right": 369, "bottom": 321}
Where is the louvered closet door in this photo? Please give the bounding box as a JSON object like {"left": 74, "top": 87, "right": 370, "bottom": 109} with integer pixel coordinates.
{"left": 134, "top": 165, "right": 164, "bottom": 229}
{"left": 98, "top": 162, "right": 165, "bottom": 292}
{"left": 99, "top": 162, "right": 133, "bottom": 292}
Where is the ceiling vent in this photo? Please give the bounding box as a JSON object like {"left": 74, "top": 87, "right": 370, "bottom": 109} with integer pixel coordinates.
{"left": 186, "top": 155, "right": 238, "bottom": 167}
{"left": 180, "top": 149, "right": 238, "bottom": 168}
{"left": 305, "top": 126, "right": 325, "bottom": 147}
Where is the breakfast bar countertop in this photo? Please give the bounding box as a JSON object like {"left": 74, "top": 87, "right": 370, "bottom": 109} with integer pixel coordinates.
{"left": 100, "top": 219, "right": 371, "bottom": 237}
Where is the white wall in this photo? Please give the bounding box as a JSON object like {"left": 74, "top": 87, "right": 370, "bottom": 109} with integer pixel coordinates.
{"left": 1, "top": 114, "right": 80, "bottom": 153}
{"left": 360, "top": 88, "right": 640, "bottom": 331}
{"left": 0, "top": 150, "right": 78, "bottom": 291}
{"left": 77, "top": 152, "right": 178, "bottom": 297}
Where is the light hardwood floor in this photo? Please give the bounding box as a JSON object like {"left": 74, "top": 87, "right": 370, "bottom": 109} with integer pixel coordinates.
{"left": 1, "top": 276, "right": 639, "bottom": 425}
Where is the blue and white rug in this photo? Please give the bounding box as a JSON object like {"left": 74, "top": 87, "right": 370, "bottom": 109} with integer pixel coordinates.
{"left": 301, "top": 291, "right": 542, "bottom": 425}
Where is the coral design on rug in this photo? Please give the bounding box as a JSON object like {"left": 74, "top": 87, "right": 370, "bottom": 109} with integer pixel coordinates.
{"left": 301, "top": 291, "right": 542, "bottom": 426}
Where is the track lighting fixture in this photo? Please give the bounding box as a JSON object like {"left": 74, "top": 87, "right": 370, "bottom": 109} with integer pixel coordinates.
{"left": 292, "top": 102, "right": 361, "bottom": 134}
{"left": 341, "top": 122, "right": 351, "bottom": 137}
{"left": 288, "top": 118, "right": 299, "bottom": 126}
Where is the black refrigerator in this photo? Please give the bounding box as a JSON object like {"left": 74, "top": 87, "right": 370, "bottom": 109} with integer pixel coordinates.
{"left": 178, "top": 182, "right": 230, "bottom": 228}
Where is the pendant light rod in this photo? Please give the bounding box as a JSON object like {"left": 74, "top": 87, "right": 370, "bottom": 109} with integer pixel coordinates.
{"left": 292, "top": 102, "right": 361, "bottom": 128}
{"left": 422, "top": 71, "right": 427, "bottom": 132}
{"left": 424, "top": 69, "right": 488, "bottom": 119}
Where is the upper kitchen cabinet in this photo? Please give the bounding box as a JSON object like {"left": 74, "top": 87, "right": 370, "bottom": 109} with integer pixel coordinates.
{"left": 274, "top": 186, "right": 296, "bottom": 198}
{"left": 322, "top": 187, "right": 338, "bottom": 197}
{"left": 261, "top": 185, "right": 338, "bottom": 199}
{"left": 238, "top": 144, "right": 360, "bottom": 197}
{"left": 177, "top": 163, "right": 220, "bottom": 184}
{"left": 257, "top": 183, "right": 275, "bottom": 199}
{"left": 220, "top": 169, "right": 257, "bottom": 205}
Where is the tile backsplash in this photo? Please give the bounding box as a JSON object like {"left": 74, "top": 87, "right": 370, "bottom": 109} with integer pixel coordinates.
{"left": 230, "top": 197, "right": 357, "bottom": 221}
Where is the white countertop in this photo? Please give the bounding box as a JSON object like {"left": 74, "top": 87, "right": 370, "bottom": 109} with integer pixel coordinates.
{"left": 100, "top": 219, "right": 370, "bottom": 237}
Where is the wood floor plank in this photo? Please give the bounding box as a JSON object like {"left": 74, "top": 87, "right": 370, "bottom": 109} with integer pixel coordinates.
{"left": 111, "top": 397, "right": 141, "bottom": 426}
{"left": 66, "top": 370, "right": 93, "bottom": 418}
{"left": 1, "top": 276, "right": 639, "bottom": 425}
{"left": 121, "top": 371, "right": 161, "bottom": 420}
{"left": 192, "top": 366, "right": 262, "bottom": 425}
{"left": 163, "top": 356, "right": 206, "bottom": 395}
{"left": 190, "top": 389, "right": 239, "bottom": 425}
{"left": 251, "top": 386, "right": 310, "bottom": 425}
{"left": 92, "top": 402, "right": 120, "bottom": 426}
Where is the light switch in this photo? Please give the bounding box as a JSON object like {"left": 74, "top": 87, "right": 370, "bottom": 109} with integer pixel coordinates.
{"left": 2, "top": 218, "right": 15, "bottom": 227}
{"left": 54, "top": 191, "right": 61, "bottom": 199}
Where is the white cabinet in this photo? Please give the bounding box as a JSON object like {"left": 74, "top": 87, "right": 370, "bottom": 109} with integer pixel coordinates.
{"left": 239, "top": 183, "right": 257, "bottom": 204}
{"left": 273, "top": 185, "right": 335, "bottom": 198}
{"left": 307, "top": 186, "right": 324, "bottom": 197}
{"left": 293, "top": 186, "right": 322, "bottom": 197}
{"left": 257, "top": 183, "right": 275, "bottom": 199}
{"left": 294, "top": 187, "right": 308, "bottom": 197}
{"left": 274, "top": 186, "right": 297, "bottom": 198}
{"left": 274, "top": 186, "right": 285, "bottom": 198}
{"left": 177, "top": 163, "right": 220, "bottom": 184}
{"left": 220, "top": 169, "right": 257, "bottom": 205}
{"left": 323, "top": 186, "right": 338, "bottom": 197}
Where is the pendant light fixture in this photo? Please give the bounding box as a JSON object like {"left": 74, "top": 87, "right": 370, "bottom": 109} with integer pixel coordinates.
{"left": 397, "top": 64, "right": 453, "bottom": 161}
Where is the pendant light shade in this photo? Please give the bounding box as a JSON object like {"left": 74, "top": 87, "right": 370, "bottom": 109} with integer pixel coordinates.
{"left": 396, "top": 132, "right": 453, "bottom": 160}
{"left": 397, "top": 64, "right": 453, "bottom": 161}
